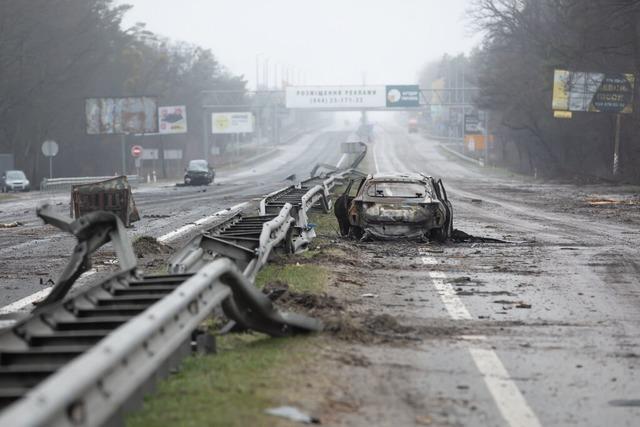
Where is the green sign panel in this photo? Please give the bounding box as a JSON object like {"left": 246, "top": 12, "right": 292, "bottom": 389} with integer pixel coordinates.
{"left": 386, "top": 85, "right": 420, "bottom": 108}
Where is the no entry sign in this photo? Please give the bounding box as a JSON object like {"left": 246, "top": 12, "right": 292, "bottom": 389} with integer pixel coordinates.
{"left": 131, "top": 145, "right": 143, "bottom": 158}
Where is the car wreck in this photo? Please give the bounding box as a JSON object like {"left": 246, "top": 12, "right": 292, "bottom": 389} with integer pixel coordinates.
{"left": 334, "top": 173, "right": 453, "bottom": 241}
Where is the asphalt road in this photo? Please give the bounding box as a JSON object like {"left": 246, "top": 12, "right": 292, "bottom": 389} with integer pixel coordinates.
{"left": 351, "top": 123, "right": 640, "bottom": 426}
{"left": 0, "top": 127, "right": 347, "bottom": 314}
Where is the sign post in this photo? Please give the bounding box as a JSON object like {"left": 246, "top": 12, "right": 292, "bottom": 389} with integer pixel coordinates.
{"left": 41, "top": 140, "right": 59, "bottom": 179}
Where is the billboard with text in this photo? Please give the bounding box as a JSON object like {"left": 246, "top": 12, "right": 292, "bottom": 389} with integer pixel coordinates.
{"left": 85, "top": 97, "right": 158, "bottom": 135}
{"left": 211, "top": 112, "right": 254, "bottom": 134}
{"left": 159, "top": 105, "right": 187, "bottom": 134}
{"left": 552, "top": 70, "right": 634, "bottom": 114}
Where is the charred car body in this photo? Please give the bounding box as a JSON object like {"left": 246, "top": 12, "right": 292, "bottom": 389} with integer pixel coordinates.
{"left": 334, "top": 173, "right": 453, "bottom": 241}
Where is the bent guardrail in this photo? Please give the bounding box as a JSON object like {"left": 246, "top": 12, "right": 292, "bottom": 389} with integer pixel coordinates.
{"left": 0, "top": 259, "right": 321, "bottom": 427}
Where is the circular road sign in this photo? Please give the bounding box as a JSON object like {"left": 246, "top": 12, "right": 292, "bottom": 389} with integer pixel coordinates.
{"left": 131, "top": 145, "right": 143, "bottom": 158}
{"left": 41, "top": 140, "right": 59, "bottom": 157}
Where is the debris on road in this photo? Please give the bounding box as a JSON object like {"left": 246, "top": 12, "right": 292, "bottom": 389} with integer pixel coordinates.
{"left": 360, "top": 293, "right": 378, "bottom": 298}
{"left": 71, "top": 176, "right": 140, "bottom": 227}
{"left": 265, "top": 406, "right": 320, "bottom": 424}
{"left": 133, "top": 235, "right": 171, "bottom": 258}
{"left": 586, "top": 198, "right": 640, "bottom": 206}
{"left": 0, "top": 221, "right": 22, "bottom": 228}
{"left": 451, "top": 229, "right": 506, "bottom": 243}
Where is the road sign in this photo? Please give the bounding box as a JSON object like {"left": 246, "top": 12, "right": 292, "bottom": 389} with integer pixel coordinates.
{"left": 211, "top": 112, "right": 254, "bottom": 134}
{"left": 41, "top": 140, "right": 59, "bottom": 157}
{"left": 286, "top": 86, "right": 386, "bottom": 109}
{"left": 385, "top": 85, "right": 420, "bottom": 108}
{"left": 131, "top": 145, "right": 143, "bottom": 158}
{"left": 159, "top": 105, "right": 188, "bottom": 134}
{"left": 141, "top": 149, "right": 159, "bottom": 160}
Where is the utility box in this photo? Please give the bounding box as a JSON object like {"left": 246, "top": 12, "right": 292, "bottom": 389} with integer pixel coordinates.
{"left": 71, "top": 176, "right": 140, "bottom": 227}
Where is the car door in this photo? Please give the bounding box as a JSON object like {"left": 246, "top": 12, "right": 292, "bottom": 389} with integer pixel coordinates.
{"left": 334, "top": 178, "right": 364, "bottom": 236}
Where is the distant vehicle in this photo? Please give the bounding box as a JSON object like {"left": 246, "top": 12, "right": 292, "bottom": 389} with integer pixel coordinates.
{"left": 408, "top": 118, "right": 419, "bottom": 133}
{"left": 1, "top": 170, "right": 30, "bottom": 192}
{"left": 334, "top": 173, "right": 453, "bottom": 241}
{"left": 184, "top": 159, "right": 215, "bottom": 186}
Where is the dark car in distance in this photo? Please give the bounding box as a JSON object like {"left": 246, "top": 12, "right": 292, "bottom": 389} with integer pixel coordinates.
{"left": 334, "top": 173, "right": 453, "bottom": 241}
{"left": 184, "top": 159, "right": 215, "bottom": 186}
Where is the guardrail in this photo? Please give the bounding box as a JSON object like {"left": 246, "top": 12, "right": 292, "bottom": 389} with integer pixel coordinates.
{"left": 0, "top": 192, "right": 323, "bottom": 425}
{"left": 0, "top": 258, "right": 321, "bottom": 427}
{"left": 40, "top": 175, "right": 142, "bottom": 192}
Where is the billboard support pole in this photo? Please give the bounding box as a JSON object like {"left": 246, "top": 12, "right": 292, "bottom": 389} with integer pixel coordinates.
{"left": 120, "top": 134, "right": 127, "bottom": 175}
{"left": 613, "top": 113, "right": 621, "bottom": 176}
{"left": 203, "top": 109, "right": 209, "bottom": 160}
{"left": 483, "top": 110, "right": 490, "bottom": 166}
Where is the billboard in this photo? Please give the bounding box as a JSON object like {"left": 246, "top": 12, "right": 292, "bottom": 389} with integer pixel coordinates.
{"left": 85, "top": 97, "right": 158, "bottom": 135}
{"left": 286, "top": 86, "right": 386, "bottom": 109}
{"left": 159, "top": 105, "right": 188, "bottom": 134}
{"left": 386, "top": 85, "right": 420, "bottom": 108}
{"left": 211, "top": 112, "right": 254, "bottom": 134}
{"left": 552, "top": 70, "right": 635, "bottom": 114}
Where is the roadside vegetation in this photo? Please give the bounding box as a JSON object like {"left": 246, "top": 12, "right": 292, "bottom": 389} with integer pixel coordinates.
{"left": 420, "top": 0, "right": 640, "bottom": 182}
{"left": 127, "top": 211, "right": 338, "bottom": 426}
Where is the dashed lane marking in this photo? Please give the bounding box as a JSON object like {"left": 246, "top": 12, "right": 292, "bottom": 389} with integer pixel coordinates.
{"left": 421, "top": 254, "right": 542, "bottom": 427}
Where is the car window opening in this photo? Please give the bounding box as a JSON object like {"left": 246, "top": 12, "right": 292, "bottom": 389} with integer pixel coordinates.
{"left": 367, "top": 182, "right": 427, "bottom": 198}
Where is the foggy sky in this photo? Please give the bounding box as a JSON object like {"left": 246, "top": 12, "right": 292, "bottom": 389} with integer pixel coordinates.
{"left": 120, "top": 0, "right": 479, "bottom": 88}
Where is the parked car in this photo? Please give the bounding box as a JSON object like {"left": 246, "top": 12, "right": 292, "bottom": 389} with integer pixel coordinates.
{"left": 1, "top": 170, "right": 30, "bottom": 192}
{"left": 334, "top": 173, "right": 453, "bottom": 241}
{"left": 184, "top": 159, "right": 215, "bottom": 186}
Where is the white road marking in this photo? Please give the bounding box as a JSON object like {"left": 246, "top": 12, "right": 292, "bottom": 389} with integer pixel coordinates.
{"left": 336, "top": 153, "right": 348, "bottom": 169}
{"left": 470, "top": 348, "right": 542, "bottom": 427}
{"left": 372, "top": 143, "right": 380, "bottom": 173}
{"left": 0, "top": 202, "right": 249, "bottom": 317}
{"left": 421, "top": 254, "right": 542, "bottom": 427}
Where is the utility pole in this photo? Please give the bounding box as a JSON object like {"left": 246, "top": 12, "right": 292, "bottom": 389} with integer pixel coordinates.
{"left": 202, "top": 107, "right": 209, "bottom": 159}
{"left": 120, "top": 134, "right": 127, "bottom": 175}
{"left": 483, "top": 110, "right": 490, "bottom": 166}
{"left": 255, "top": 54, "right": 261, "bottom": 90}
{"left": 613, "top": 113, "right": 621, "bottom": 176}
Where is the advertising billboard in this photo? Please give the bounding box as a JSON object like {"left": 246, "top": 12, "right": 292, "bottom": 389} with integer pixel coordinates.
{"left": 552, "top": 70, "right": 635, "bottom": 114}
{"left": 85, "top": 97, "right": 158, "bottom": 135}
{"left": 286, "top": 86, "right": 386, "bottom": 109}
{"left": 211, "top": 112, "right": 254, "bottom": 134}
{"left": 159, "top": 105, "right": 188, "bottom": 134}
{"left": 385, "top": 85, "right": 420, "bottom": 108}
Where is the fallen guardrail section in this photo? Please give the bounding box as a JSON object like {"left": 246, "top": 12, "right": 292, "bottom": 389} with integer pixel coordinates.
{"left": 0, "top": 204, "right": 321, "bottom": 426}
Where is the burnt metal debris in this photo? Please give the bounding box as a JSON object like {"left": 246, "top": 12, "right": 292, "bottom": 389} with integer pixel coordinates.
{"left": 71, "top": 176, "right": 140, "bottom": 227}
{"left": 335, "top": 173, "right": 454, "bottom": 242}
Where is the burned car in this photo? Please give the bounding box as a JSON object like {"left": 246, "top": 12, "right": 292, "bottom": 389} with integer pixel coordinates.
{"left": 334, "top": 173, "right": 453, "bottom": 241}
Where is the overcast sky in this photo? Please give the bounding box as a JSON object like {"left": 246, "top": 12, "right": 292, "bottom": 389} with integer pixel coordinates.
{"left": 120, "top": 0, "right": 479, "bottom": 89}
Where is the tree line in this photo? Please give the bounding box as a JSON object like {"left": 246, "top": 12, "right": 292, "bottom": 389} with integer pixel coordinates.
{"left": 420, "top": 0, "right": 640, "bottom": 182}
{"left": 0, "top": 0, "right": 245, "bottom": 181}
